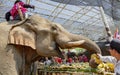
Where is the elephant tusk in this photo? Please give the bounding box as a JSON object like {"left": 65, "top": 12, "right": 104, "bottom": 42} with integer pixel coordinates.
{"left": 67, "top": 40, "right": 85, "bottom": 47}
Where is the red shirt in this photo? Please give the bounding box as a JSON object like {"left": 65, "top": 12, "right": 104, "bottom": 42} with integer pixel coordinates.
{"left": 54, "top": 57, "right": 62, "bottom": 64}
{"left": 68, "top": 58, "right": 73, "bottom": 63}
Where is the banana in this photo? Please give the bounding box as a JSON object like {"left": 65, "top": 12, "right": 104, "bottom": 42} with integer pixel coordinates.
{"left": 97, "top": 62, "right": 114, "bottom": 72}
{"left": 91, "top": 54, "right": 102, "bottom": 64}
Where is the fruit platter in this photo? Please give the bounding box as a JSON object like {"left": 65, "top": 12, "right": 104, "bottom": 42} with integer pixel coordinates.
{"left": 38, "top": 54, "right": 115, "bottom": 75}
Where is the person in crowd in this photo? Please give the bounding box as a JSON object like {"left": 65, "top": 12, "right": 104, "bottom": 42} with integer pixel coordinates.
{"left": 67, "top": 57, "right": 73, "bottom": 64}
{"left": 73, "top": 56, "right": 79, "bottom": 63}
{"left": 44, "top": 57, "right": 52, "bottom": 66}
{"left": 67, "top": 49, "right": 72, "bottom": 58}
{"left": 82, "top": 54, "right": 88, "bottom": 62}
{"left": 61, "top": 51, "right": 67, "bottom": 64}
{"left": 53, "top": 56, "right": 62, "bottom": 64}
{"left": 78, "top": 54, "right": 88, "bottom": 62}
{"left": 97, "top": 38, "right": 120, "bottom": 75}
{"left": 78, "top": 54, "right": 83, "bottom": 62}
{"left": 5, "top": 0, "right": 34, "bottom": 21}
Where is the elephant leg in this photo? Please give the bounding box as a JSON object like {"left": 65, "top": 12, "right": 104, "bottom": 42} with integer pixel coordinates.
{"left": 18, "top": 64, "right": 31, "bottom": 75}
{"left": 30, "top": 61, "right": 38, "bottom": 75}
{"left": 25, "top": 64, "right": 31, "bottom": 75}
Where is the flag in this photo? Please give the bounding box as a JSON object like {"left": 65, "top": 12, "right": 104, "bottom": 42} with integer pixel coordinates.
{"left": 114, "top": 28, "right": 118, "bottom": 38}
{"left": 113, "top": 28, "right": 120, "bottom": 39}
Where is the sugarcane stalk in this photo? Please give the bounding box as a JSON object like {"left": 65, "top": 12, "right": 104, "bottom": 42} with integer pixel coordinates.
{"left": 17, "top": 3, "right": 24, "bottom": 20}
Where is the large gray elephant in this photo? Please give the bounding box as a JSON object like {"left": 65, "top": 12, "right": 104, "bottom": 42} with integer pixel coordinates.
{"left": 0, "top": 14, "right": 101, "bottom": 75}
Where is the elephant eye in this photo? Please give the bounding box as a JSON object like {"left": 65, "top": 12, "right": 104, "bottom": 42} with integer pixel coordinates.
{"left": 51, "top": 26, "right": 57, "bottom": 31}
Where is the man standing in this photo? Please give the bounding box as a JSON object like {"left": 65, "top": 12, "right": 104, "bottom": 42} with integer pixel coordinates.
{"left": 98, "top": 39, "right": 120, "bottom": 75}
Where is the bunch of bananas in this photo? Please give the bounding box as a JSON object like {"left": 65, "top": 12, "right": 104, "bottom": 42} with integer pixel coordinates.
{"left": 97, "top": 62, "right": 114, "bottom": 72}
{"left": 90, "top": 54, "right": 114, "bottom": 73}
{"left": 91, "top": 54, "right": 102, "bottom": 64}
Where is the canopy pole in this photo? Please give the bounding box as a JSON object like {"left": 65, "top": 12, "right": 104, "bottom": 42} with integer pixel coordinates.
{"left": 97, "top": 0, "right": 113, "bottom": 42}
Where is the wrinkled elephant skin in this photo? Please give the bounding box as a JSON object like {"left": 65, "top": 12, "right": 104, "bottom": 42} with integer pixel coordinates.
{"left": 0, "top": 14, "right": 101, "bottom": 75}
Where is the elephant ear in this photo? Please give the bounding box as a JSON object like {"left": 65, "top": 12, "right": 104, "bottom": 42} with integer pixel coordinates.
{"left": 8, "top": 25, "right": 36, "bottom": 49}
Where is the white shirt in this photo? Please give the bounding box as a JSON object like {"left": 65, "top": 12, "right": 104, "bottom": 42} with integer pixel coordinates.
{"left": 44, "top": 60, "right": 52, "bottom": 65}
{"left": 98, "top": 54, "right": 120, "bottom": 75}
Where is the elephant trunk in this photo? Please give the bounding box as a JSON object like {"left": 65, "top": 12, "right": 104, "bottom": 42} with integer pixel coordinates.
{"left": 58, "top": 33, "right": 101, "bottom": 54}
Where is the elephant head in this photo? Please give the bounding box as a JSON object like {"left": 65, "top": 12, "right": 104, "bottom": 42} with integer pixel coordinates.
{"left": 8, "top": 14, "right": 101, "bottom": 58}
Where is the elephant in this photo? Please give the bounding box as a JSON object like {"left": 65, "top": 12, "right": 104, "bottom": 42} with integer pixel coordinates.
{"left": 0, "top": 14, "right": 101, "bottom": 75}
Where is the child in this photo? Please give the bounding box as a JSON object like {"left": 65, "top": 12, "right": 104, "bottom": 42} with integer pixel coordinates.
{"left": 5, "top": 0, "right": 34, "bottom": 21}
